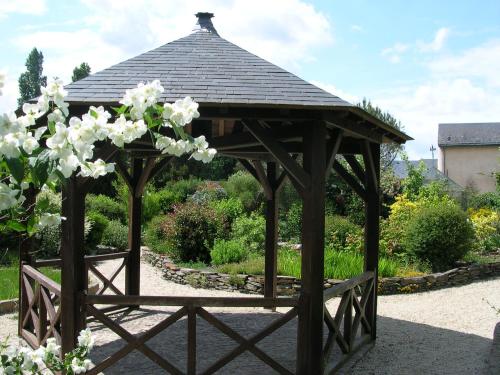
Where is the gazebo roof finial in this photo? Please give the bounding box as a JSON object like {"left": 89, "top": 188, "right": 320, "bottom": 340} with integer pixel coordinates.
{"left": 195, "top": 12, "right": 218, "bottom": 36}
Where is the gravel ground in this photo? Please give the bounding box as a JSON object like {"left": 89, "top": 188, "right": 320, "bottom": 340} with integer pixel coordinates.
{"left": 1, "top": 259, "right": 498, "bottom": 374}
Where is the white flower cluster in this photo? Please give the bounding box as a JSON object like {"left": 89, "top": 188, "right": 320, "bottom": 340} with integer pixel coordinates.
{"left": 0, "top": 330, "right": 95, "bottom": 374}
{"left": 0, "top": 78, "right": 217, "bottom": 219}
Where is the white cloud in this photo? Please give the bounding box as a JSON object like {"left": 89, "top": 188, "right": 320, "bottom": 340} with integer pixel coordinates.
{"left": 0, "top": 71, "right": 20, "bottom": 113}
{"left": 351, "top": 24, "right": 363, "bottom": 33}
{"left": 0, "top": 0, "right": 46, "bottom": 18}
{"left": 417, "top": 27, "right": 450, "bottom": 52}
{"left": 428, "top": 39, "right": 500, "bottom": 87}
{"left": 372, "top": 78, "right": 500, "bottom": 159}
{"left": 80, "top": 0, "right": 333, "bottom": 69}
{"left": 381, "top": 43, "right": 409, "bottom": 63}
{"left": 310, "top": 80, "right": 359, "bottom": 104}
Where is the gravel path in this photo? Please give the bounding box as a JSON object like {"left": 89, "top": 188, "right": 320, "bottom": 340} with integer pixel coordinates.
{"left": 1, "top": 259, "right": 498, "bottom": 374}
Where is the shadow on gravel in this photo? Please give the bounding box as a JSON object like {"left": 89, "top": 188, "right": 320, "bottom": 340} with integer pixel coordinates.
{"left": 88, "top": 309, "right": 496, "bottom": 375}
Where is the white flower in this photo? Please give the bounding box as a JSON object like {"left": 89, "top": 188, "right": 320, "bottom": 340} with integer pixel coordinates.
{"left": 0, "top": 112, "right": 22, "bottom": 136}
{"left": 38, "top": 213, "right": 65, "bottom": 228}
{"left": 22, "top": 133, "right": 39, "bottom": 155}
{"left": 46, "top": 122, "right": 69, "bottom": 151}
{"left": 71, "top": 358, "right": 87, "bottom": 374}
{"left": 58, "top": 152, "right": 80, "bottom": 177}
{"left": 0, "top": 132, "right": 23, "bottom": 158}
{"left": 162, "top": 103, "right": 174, "bottom": 121}
{"left": 34, "top": 126, "right": 47, "bottom": 140}
{"left": 168, "top": 96, "right": 200, "bottom": 127}
{"left": 45, "top": 338, "right": 60, "bottom": 357}
{"left": 120, "top": 80, "right": 164, "bottom": 120}
{"left": 191, "top": 147, "right": 217, "bottom": 163}
{"left": 77, "top": 328, "right": 94, "bottom": 350}
{"left": 47, "top": 108, "right": 66, "bottom": 124}
{"left": 78, "top": 159, "right": 115, "bottom": 178}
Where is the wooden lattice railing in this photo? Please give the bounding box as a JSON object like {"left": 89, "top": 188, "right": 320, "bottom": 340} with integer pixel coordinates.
{"left": 84, "top": 251, "right": 129, "bottom": 296}
{"left": 83, "top": 294, "right": 299, "bottom": 375}
{"left": 322, "top": 271, "right": 375, "bottom": 373}
{"left": 20, "top": 264, "right": 62, "bottom": 349}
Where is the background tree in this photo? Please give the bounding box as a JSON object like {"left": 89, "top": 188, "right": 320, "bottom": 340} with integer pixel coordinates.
{"left": 358, "top": 98, "right": 405, "bottom": 171}
{"left": 17, "top": 48, "right": 47, "bottom": 106}
{"left": 72, "top": 62, "right": 91, "bottom": 82}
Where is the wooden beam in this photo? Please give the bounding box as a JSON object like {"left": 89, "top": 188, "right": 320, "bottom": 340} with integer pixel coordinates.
{"left": 297, "top": 120, "right": 326, "bottom": 375}
{"left": 363, "top": 142, "right": 380, "bottom": 340}
{"left": 60, "top": 177, "right": 86, "bottom": 355}
{"left": 325, "top": 129, "right": 344, "bottom": 180}
{"left": 363, "top": 140, "right": 379, "bottom": 192}
{"left": 114, "top": 158, "right": 133, "bottom": 191}
{"left": 237, "top": 159, "right": 260, "bottom": 181}
{"left": 323, "top": 112, "right": 383, "bottom": 143}
{"left": 242, "top": 119, "right": 310, "bottom": 191}
{"left": 147, "top": 156, "right": 174, "bottom": 183}
{"left": 264, "top": 162, "right": 278, "bottom": 304}
{"left": 343, "top": 155, "right": 366, "bottom": 185}
{"left": 253, "top": 160, "right": 273, "bottom": 200}
{"left": 332, "top": 160, "right": 367, "bottom": 201}
{"left": 126, "top": 158, "right": 143, "bottom": 297}
{"left": 135, "top": 158, "right": 156, "bottom": 197}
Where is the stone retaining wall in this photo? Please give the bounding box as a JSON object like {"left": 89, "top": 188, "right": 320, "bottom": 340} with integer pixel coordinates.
{"left": 143, "top": 249, "right": 500, "bottom": 296}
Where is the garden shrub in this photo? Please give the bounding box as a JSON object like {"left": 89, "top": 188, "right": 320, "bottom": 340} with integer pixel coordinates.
{"left": 142, "top": 189, "right": 163, "bottom": 224}
{"left": 232, "top": 213, "right": 266, "bottom": 254}
{"left": 403, "top": 204, "right": 474, "bottom": 271}
{"left": 86, "top": 211, "right": 110, "bottom": 251}
{"left": 86, "top": 194, "right": 127, "bottom": 223}
{"left": 224, "top": 170, "right": 263, "bottom": 212}
{"left": 35, "top": 223, "right": 61, "bottom": 259}
{"left": 36, "top": 189, "right": 61, "bottom": 214}
{"left": 144, "top": 215, "right": 171, "bottom": 254}
{"left": 102, "top": 220, "right": 129, "bottom": 250}
{"left": 161, "top": 202, "right": 224, "bottom": 263}
{"left": 468, "top": 208, "right": 500, "bottom": 253}
{"left": 324, "top": 215, "right": 363, "bottom": 251}
{"left": 188, "top": 181, "right": 227, "bottom": 205}
{"left": 211, "top": 238, "right": 247, "bottom": 265}
{"left": 279, "top": 202, "right": 302, "bottom": 242}
{"left": 165, "top": 178, "right": 202, "bottom": 201}
{"left": 210, "top": 197, "right": 244, "bottom": 234}
{"left": 469, "top": 192, "right": 500, "bottom": 210}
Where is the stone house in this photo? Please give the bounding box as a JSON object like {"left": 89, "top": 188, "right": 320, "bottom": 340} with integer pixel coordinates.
{"left": 438, "top": 122, "right": 500, "bottom": 192}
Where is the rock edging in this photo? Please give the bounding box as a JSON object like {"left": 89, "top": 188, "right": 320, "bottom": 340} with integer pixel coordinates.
{"left": 142, "top": 249, "right": 500, "bottom": 296}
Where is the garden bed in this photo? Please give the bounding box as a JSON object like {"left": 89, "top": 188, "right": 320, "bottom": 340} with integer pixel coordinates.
{"left": 143, "top": 248, "right": 500, "bottom": 295}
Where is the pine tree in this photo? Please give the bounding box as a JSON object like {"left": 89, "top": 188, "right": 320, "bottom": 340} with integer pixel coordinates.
{"left": 72, "top": 62, "right": 91, "bottom": 82}
{"left": 18, "top": 48, "right": 47, "bottom": 107}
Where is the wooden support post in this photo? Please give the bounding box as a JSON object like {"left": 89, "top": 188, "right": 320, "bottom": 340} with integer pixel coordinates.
{"left": 264, "top": 162, "right": 279, "bottom": 303}
{"left": 296, "top": 121, "right": 326, "bottom": 375}
{"left": 363, "top": 142, "right": 380, "bottom": 340}
{"left": 61, "top": 177, "right": 87, "bottom": 355}
{"left": 18, "top": 188, "right": 36, "bottom": 337}
{"left": 126, "top": 158, "right": 143, "bottom": 296}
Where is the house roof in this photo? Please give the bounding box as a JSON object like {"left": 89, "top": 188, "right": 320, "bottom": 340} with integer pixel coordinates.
{"left": 391, "top": 159, "right": 463, "bottom": 190}
{"left": 438, "top": 122, "right": 500, "bottom": 147}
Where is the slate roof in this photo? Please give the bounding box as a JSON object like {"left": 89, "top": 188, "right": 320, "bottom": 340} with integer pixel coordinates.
{"left": 438, "top": 122, "right": 500, "bottom": 147}
{"left": 64, "top": 30, "right": 352, "bottom": 108}
{"left": 391, "top": 159, "right": 463, "bottom": 191}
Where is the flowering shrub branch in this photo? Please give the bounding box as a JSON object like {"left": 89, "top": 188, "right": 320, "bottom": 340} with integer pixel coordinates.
{"left": 0, "top": 329, "right": 95, "bottom": 374}
{"left": 0, "top": 76, "right": 216, "bottom": 234}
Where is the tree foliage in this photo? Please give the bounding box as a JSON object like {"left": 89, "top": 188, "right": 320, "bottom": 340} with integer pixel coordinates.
{"left": 72, "top": 62, "right": 91, "bottom": 82}
{"left": 357, "top": 98, "right": 404, "bottom": 171}
{"left": 17, "top": 48, "right": 47, "bottom": 106}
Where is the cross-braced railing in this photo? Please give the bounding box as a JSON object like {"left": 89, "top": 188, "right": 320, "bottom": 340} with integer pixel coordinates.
{"left": 84, "top": 251, "right": 130, "bottom": 296}
{"left": 83, "top": 294, "right": 299, "bottom": 375}
{"left": 322, "top": 271, "right": 375, "bottom": 373}
{"left": 20, "top": 264, "right": 62, "bottom": 349}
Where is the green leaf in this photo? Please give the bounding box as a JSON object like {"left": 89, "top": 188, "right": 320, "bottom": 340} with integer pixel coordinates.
{"left": 90, "top": 109, "right": 98, "bottom": 119}
{"left": 6, "top": 220, "right": 26, "bottom": 232}
{"left": 6, "top": 158, "right": 24, "bottom": 182}
{"left": 32, "top": 159, "right": 49, "bottom": 188}
{"left": 48, "top": 120, "right": 56, "bottom": 135}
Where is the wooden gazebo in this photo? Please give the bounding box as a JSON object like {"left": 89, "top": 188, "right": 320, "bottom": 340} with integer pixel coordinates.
{"left": 18, "top": 12, "right": 410, "bottom": 374}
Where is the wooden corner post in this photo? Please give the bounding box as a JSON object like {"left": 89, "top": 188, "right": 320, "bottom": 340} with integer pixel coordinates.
{"left": 363, "top": 141, "right": 380, "bottom": 340}
{"left": 126, "top": 158, "right": 143, "bottom": 296}
{"left": 264, "top": 161, "right": 279, "bottom": 301}
{"left": 296, "top": 121, "right": 327, "bottom": 375}
{"left": 60, "top": 176, "right": 87, "bottom": 355}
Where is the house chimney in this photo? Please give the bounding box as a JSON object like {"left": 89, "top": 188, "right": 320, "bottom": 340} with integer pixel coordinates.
{"left": 195, "top": 12, "right": 218, "bottom": 35}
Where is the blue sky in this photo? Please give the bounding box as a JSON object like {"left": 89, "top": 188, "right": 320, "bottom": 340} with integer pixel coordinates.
{"left": 1, "top": 0, "right": 499, "bottom": 159}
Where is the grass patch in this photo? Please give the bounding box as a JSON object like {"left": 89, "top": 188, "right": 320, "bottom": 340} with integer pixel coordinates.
{"left": 216, "top": 247, "right": 416, "bottom": 280}
{"left": 176, "top": 261, "right": 210, "bottom": 270}
{"left": 0, "top": 266, "right": 61, "bottom": 301}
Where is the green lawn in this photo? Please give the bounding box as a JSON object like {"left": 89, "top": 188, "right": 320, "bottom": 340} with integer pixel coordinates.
{"left": 0, "top": 266, "right": 61, "bottom": 301}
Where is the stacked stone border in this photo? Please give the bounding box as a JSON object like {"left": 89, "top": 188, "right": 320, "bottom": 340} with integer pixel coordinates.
{"left": 143, "top": 249, "right": 500, "bottom": 295}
